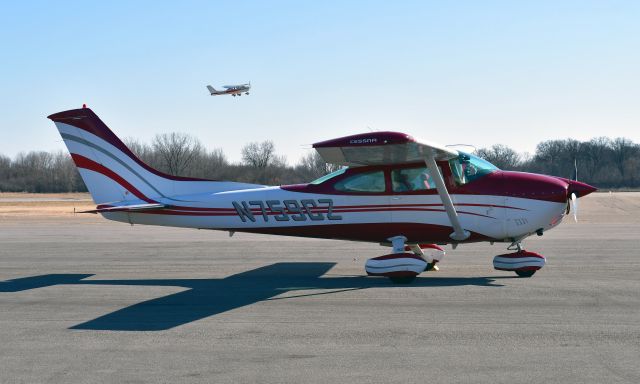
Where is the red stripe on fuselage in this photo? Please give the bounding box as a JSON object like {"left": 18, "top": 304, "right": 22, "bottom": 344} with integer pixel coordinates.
{"left": 127, "top": 207, "right": 494, "bottom": 219}
{"left": 159, "top": 202, "right": 525, "bottom": 213}
{"left": 70, "top": 153, "right": 157, "bottom": 203}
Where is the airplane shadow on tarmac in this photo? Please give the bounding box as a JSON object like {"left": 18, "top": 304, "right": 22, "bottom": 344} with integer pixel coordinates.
{"left": 0, "top": 263, "right": 503, "bottom": 331}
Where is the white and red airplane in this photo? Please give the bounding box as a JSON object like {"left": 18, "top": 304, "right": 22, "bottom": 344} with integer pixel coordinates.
{"left": 49, "top": 107, "right": 596, "bottom": 282}
{"left": 206, "top": 83, "right": 250, "bottom": 97}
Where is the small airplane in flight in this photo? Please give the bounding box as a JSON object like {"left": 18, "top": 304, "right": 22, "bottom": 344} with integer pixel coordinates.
{"left": 48, "top": 106, "right": 596, "bottom": 283}
{"left": 206, "top": 83, "right": 250, "bottom": 97}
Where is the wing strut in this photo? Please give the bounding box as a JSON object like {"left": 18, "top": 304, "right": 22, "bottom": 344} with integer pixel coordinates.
{"left": 423, "top": 149, "right": 470, "bottom": 241}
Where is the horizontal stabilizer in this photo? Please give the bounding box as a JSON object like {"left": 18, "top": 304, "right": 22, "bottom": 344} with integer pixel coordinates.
{"left": 80, "top": 203, "right": 165, "bottom": 214}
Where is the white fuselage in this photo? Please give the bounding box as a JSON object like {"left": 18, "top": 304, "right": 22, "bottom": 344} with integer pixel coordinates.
{"left": 103, "top": 186, "right": 567, "bottom": 243}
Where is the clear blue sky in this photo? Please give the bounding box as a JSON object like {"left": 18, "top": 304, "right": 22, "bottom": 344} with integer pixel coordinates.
{"left": 1, "top": 1, "right": 639, "bottom": 163}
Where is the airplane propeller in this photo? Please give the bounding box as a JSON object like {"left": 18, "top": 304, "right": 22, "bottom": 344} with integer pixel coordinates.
{"left": 570, "top": 192, "right": 578, "bottom": 222}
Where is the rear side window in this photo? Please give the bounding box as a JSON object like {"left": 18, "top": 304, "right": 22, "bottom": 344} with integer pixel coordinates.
{"left": 334, "top": 171, "right": 386, "bottom": 193}
{"left": 310, "top": 167, "right": 347, "bottom": 185}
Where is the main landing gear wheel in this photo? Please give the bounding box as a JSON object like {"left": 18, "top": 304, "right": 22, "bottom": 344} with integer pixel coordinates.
{"left": 389, "top": 275, "right": 416, "bottom": 284}
{"left": 364, "top": 236, "right": 446, "bottom": 283}
{"left": 515, "top": 270, "right": 536, "bottom": 278}
{"left": 365, "top": 253, "right": 426, "bottom": 283}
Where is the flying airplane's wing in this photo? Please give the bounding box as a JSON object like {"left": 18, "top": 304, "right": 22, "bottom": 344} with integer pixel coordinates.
{"left": 313, "top": 132, "right": 458, "bottom": 167}
{"left": 313, "top": 132, "right": 468, "bottom": 241}
{"left": 79, "top": 202, "right": 166, "bottom": 214}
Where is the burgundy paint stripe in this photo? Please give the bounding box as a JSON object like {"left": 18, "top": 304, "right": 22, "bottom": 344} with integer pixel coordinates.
{"left": 161, "top": 202, "right": 523, "bottom": 213}
{"left": 71, "top": 153, "right": 157, "bottom": 203}
{"left": 123, "top": 207, "right": 494, "bottom": 219}
{"left": 456, "top": 203, "right": 526, "bottom": 211}
{"left": 327, "top": 203, "right": 526, "bottom": 211}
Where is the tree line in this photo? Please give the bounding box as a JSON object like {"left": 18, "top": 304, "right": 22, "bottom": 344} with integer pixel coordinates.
{"left": 1, "top": 133, "right": 638, "bottom": 193}
{"left": 476, "top": 137, "right": 640, "bottom": 188}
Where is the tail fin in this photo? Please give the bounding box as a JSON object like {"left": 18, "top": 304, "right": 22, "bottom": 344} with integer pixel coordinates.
{"left": 206, "top": 85, "right": 217, "bottom": 95}
{"left": 48, "top": 107, "right": 261, "bottom": 205}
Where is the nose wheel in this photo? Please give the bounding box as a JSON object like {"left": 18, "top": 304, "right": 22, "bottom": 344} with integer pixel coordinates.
{"left": 493, "top": 248, "right": 546, "bottom": 278}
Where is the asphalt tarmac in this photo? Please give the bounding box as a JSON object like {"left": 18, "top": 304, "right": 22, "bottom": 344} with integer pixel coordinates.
{"left": 1, "top": 193, "right": 639, "bottom": 383}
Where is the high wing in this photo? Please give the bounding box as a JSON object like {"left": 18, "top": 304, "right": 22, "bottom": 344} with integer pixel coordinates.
{"left": 223, "top": 84, "right": 250, "bottom": 90}
{"left": 313, "top": 132, "right": 469, "bottom": 241}
{"left": 312, "top": 132, "right": 458, "bottom": 167}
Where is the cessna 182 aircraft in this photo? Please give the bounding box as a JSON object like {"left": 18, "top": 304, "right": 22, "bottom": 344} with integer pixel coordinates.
{"left": 206, "top": 83, "right": 250, "bottom": 97}
{"left": 48, "top": 106, "right": 596, "bottom": 282}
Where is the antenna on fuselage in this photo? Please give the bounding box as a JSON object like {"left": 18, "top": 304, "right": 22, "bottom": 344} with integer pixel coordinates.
{"left": 446, "top": 144, "right": 477, "bottom": 153}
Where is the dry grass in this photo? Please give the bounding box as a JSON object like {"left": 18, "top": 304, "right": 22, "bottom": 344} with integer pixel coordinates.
{"left": 0, "top": 193, "right": 94, "bottom": 217}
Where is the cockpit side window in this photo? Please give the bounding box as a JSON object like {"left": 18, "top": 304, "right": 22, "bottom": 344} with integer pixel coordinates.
{"left": 392, "top": 167, "right": 436, "bottom": 192}
{"left": 334, "top": 170, "right": 386, "bottom": 193}
{"left": 449, "top": 152, "right": 499, "bottom": 185}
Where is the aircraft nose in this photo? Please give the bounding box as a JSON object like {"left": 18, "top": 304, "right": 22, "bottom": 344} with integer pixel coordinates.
{"left": 566, "top": 179, "right": 597, "bottom": 198}
{"left": 501, "top": 171, "right": 569, "bottom": 203}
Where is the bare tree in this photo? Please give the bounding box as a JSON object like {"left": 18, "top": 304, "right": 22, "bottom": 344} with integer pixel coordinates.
{"left": 579, "top": 137, "right": 611, "bottom": 177}
{"left": 188, "top": 148, "right": 228, "bottom": 179}
{"left": 124, "top": 137, "right": 158, "bottom": 167}
{"left": 610, "top": 137, "right": 637, "bottom": 179}
{"left": 151, "top": 133, "right": 204, "bottom": 176}
{"left": 296, "top": 151, "right": 342, "bottom": 180}
{"left": 241, "top": 141, "right": 276, "bottom": 168}
{"left": 533, "top": 140, "right": 567, "bottom": 176}
{"left": 476, "top": 144, "right": 521, "bottom": 170}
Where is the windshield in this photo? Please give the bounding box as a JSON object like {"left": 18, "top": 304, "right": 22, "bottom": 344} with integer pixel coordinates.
{"left": 449, "top": 152, "right": 499, "bottom": 185}
{"left": 310, "top": 167, "right": 347, "bottom": 185}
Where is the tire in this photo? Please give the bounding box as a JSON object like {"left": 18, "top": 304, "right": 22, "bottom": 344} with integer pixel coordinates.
{"left": 515, "top": 270, "right": 536, "bottom": 278}
{"left": 389, "top": 276, "right": 416, "bottom": 284}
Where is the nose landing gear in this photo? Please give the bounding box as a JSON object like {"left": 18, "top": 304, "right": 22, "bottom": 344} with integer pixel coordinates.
{"left": 493, "top": 249, "right": 546, "bottom": 278}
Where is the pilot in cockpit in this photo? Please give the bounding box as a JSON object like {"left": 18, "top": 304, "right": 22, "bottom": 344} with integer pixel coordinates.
{"left": 418, "top": 170, "right": 436, "bottom": 189}
{"left": 393, "top": 168, "right": 436, "bottom": 192}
